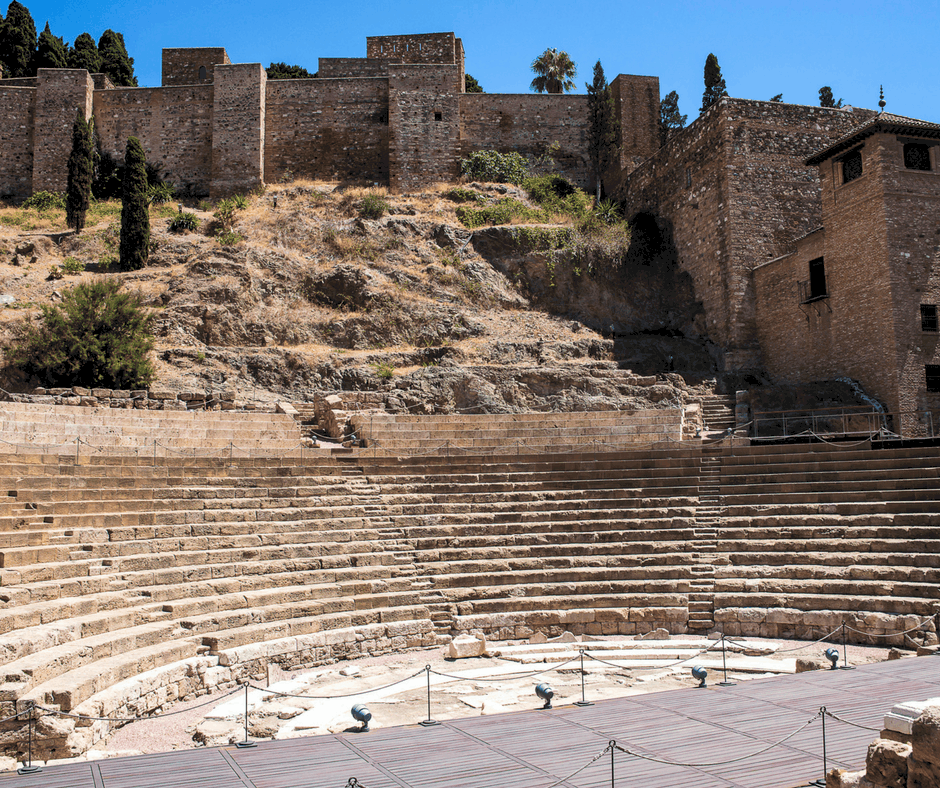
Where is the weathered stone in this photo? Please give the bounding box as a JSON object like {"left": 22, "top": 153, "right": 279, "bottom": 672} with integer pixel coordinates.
{"left": 865, "top": 738, "right": 910, "bottom": 788}
{"left": 637, "top": 628, "right": 670, "bottom": 641}
{"left": 447, "top": 634, "right": 487, "bottom": 659}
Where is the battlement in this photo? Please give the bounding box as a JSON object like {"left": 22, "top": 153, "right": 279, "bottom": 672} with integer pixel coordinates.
{"left": 161, "top": 47, "right": 230, "bottom": 86}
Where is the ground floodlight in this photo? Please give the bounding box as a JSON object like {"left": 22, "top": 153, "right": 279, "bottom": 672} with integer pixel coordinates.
{"left": 535, "top": 683, "right": 554, "bottom": 709}
{"left": 825, "top": 648, "right": 840, "bottom": 670}
{"left": 691, "top": 666, "right": 708, "bottom": 688}
{"left": 351, "top": 704, "right": 372, "bottom": 732}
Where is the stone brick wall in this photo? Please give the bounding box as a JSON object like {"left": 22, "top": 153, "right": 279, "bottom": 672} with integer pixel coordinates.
{"left": 264, "top": 77, "right": 389, "bottom": 184}
{"left": 211, "top": 63, "right": 265, "bottom": 197}
{"left": 0, "top": 86, "right": 35, "bottom": 199}
{"left": 611, "top": 74, "right": 660, "bottom": 175}
{"left": 31, "top": 69, "right": 93, "bottom": 193}
{"left": 162, "top": 47, "right": 230, "bottom": 86}
{"left": 367, "top": 33, "right": 459, "bottom": 65}
{"left": 318, "top": 58, "right": 391, "bottom": 78}
{"left": 93, "top": 85, "right": 215, "bottom": 196}
{"left": 619, "top": 99, "right": 873, "bottom": 368}
{"left": 389, "top": 64, "right": 461, "bottom": 192}
{"left": 459, "top": 93, "right": 591, "bottom": 188}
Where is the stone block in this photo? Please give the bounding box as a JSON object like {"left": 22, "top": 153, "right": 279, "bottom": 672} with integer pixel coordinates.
{"left": 148, "top": 389, "right": 177, "bottom": 401}
{"left": 447, "top": 634, "right": 486, "bottom": 659}
{"left": 865, "top": 738, "right": 910, "bottom": 788}
{"left": 911, "top": 705, "right": 940, "bottom": 763}
{"left": 71, "top": 387, "right": 91, "bottom": 397}
{"left": 908, "top": 757, "right": 940, "bottom": 788}
{"left": 91, "top": 389, "right": 112, "bottom": 398}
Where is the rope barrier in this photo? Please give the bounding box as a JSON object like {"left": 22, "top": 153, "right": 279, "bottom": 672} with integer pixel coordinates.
{"left": 824, "top": 708, "right": 881, "bottom": 733}
{"left": 613, "top": 710, "right": 822, "bottom": 767}
{"left": 248, "top": 669, "right": 427, "bottom": 700}
{"left": 542, "top": 741, "right": 614, "bottom": 788}
{"left": 844, "top": 617, "right": 934, "bottom": 638}
{"left": 722, "top": 625, "right": 844, "bottom": 655}
{"left": 429, "top": 653, "right": 582, "bottom": 682}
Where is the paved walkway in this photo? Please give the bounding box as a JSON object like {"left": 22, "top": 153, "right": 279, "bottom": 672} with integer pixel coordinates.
{"left": 3, "top": 656, "right": 939, "bottom": 788}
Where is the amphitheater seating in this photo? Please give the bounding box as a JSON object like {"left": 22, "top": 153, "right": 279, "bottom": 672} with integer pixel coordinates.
{"left": 1, "top": 401, "right": 940, "bottom": 759}
{"left": 350, "top": 409, "right": 684, "bottom": 454}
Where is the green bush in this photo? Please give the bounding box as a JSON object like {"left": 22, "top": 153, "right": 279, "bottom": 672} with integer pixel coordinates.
{"left": 214, "top": 199, "right": 237, "bottom": 229}
{"left": 460, "top": 150, "right": 528, "bottom": 185}
{"left": 216, "top": 230, "right": 242, "bottom": 246}
{"left": 523, "top": 174, "right": 590, "bottom": 220}
{"left": 231, "top": 194, "right": 249, "bottom": 210}
{"left": 147, "top": 181, "right": 174, "bottom": 205}
{"left": 455, "top": 197, "right": 546, "bottom": 229}
{"left": 371, "top": 361, "right": 395, "bottom": 379}
{"left": 445, "top": 187, "right": 485, "bottom": 204}
{"left": 61, "top": 257, "right": 85, "bottom": 274}
{"left": 358, "top": 193, "right": 389, "bottom": 219}
{"left": 6, "top": 278, "right": 155, "bottom": 389}
{"left": 23, "top": 191, "right": 66, "bottom": 211}
{"left": 169, "top": 212, "right": 199, "bottom": 233}
{"left": 47, "top": 265, "right": 62, "bottom": 280}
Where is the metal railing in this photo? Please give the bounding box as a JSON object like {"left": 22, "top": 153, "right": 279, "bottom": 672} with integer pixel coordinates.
{"left": 751, "top": 407, "right": 936, "bottom": 442}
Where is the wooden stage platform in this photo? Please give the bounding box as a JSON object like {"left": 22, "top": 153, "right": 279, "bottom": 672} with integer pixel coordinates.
{"left": 3, "top": 655, "right": 939, "bottom": 788}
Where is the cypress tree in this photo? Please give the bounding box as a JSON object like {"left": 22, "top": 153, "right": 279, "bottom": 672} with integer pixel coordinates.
{"left": 701, "top": 53, "right": 728, "bottom": 111}
{"left": 119, "top": 137, "right": 149, "bottom": 271}
{"left": 585, "top": 60, "right": 620, "bottom": 199}
{"left": 98, "top": 29, "right": 136, "bottom": 86}
{"left": 66, "top": 110, "right": 93, "bottom": 233}
{"left": 0, "top": 1, "right": 36, "bottom": 77}
{"left": 818, "top": 86, "right": 843, "bottom": 108}
{"left": 35, "top": 21, "right": 66, "bottom": 70}
{"left": 68, "top": 32, "right": 100, "bottom": 73}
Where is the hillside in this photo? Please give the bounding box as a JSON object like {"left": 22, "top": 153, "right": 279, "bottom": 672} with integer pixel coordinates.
{"left": 0, "top": 181, "right": 726, "bottom": 413}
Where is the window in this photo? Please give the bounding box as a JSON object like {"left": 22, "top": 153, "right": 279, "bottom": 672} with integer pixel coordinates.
{"left": 927, "top": 365, "right": 940, "bottom": 393}
{"left": 904, "top": 142, "right": 931, "bottom": 171}
{"left": 922, "top": 304, "right": 939, "bottom": 332}
{"left": 685, "top": 168, "right": 692, "bottom": 188}
{"left": 198, "top": 65, "right": 207, "bottom": 81}
{"left": 842, "top": 149, "right": 863, "bottom": 183}
{"left": 808, "top": 257, "right": 827, "bottom": 300}
{"left": 434, "top": 112, "right": 443, "bottom": 122}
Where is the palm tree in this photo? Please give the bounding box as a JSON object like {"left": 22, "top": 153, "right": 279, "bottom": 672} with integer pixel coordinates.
{"left": 530, "top": 48, "right": 577, "bottom": 94}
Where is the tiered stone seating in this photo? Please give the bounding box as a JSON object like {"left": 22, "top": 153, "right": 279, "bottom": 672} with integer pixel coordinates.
{"left": 0, "top": 402, "right": 305, "bottom": 455}
{"left": 714, "top": 442, "right": 940, "bottom": 640}
{"left": 350, "top": 409, "right": 684, "bottom": 454}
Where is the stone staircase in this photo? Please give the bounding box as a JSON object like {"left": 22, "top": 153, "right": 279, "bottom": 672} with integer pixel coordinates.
{"left": 700, "top": 395, "right": 737, "bottom": 432}
{"left": 688, "top": 446, "right": 725, "bottom": 632}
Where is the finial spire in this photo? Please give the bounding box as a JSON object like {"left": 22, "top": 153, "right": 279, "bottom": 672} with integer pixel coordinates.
{"left": 878, "top": 85, "right": 886, "bottom": 113}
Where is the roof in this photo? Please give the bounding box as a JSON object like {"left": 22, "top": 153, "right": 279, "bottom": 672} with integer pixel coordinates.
{"left": 805, "top": 112, "right": 940, "bottom": 165}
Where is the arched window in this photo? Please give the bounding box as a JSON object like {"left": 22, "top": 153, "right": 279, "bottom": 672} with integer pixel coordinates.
{"left": 198, "top": 65, "right": 207, "bottom": 81}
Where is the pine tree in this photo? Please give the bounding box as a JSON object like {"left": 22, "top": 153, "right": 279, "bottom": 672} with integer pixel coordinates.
{"left": 66, "top": 110, "right": 93, "bottom": 233}
{"left": 818, "top": 86, "right": 843, "bottom": 108}
{"left": 701, "top": 53, "right": 727, "bottom": 111}
{"left": 98, "top": 29, "right": 136, "bottom": 86}
{"left": 585, "top": 60, "right": 620, "bottom": 199}
{"left": 265, "top": 62, "right": 314, "bottom": 79}
{"left": 68, "top": 32, "right": 100, "bottom": 73}
{"left": 0, "top": 1, "right": 36, "bottom": 78}
{"left": 119, "top": 137, "right": 149, "bottom": 271}
{"left": 659, "top": 90, "right": 687, "bottom": 146}
{"left": 35, "top": 21, "right": 66, "bottom": 70}
{"left": 769, "top": 93, "right": 783, "bottom": 102}
{"left": 464, "top": 73, "right": 483, "bottom": 93}
{"left": 530, "top": 48, "right": 576, "bottom": 94}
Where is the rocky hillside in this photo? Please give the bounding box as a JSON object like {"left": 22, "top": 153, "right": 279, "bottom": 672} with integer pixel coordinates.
{"left": 0, "top": 181, "right": 729, "bottom": 413}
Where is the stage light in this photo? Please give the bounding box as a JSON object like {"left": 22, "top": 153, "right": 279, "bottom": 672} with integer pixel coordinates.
{"left": 535, "top": 683, "right": 554, "bottom": 709}
{"left": 825, "top": 648, "right": 840, "bottom": 670}
{"left": 691, "top": 666, "right": 707, "bottom": 688}
{"left": 351, "top": 704, "right": 372, "bottom": 732}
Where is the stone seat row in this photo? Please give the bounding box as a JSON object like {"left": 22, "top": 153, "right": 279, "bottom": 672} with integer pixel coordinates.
{"left": 355, "top": 408, "right": 678, "bottom": 426}
{"left": 0, "top": 403, "right": 302, "bottom": 429}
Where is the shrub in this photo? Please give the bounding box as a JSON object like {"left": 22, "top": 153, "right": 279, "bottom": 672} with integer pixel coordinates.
{"left": 147, "top": 181, "right": 174, "bottom": 205}
{"left": 445, "top": 187, "right": 485, "bottom": 204}
{"left": 169, "top": 212, "right": 199, "bottom": 233}
{"left": 214, "top": 199, "right": 237, "bottom": 230}
{"left": 372, "top": 361, "right": 395, "bottom": 379}
{"left": 6, "top": 278, "right": 155, "bottom": 389}
{"left": 455, "top": 197, "right": 546, "bottom": 229}
{"left": 61, "top": 257, "right": 84, "bottom": 274}
{"left": 524, "top": 174, "right": 590, "bottom": 220}
{"left": 216, "top": 230, "right": 242, "bottom": 246}
{"left": 358, "top": 193, "right": 389, "bottom": 219}
{"left": 460, "top": 150, "right": 528, "bottom": 184}
{"left": 231, "top": 194, "right": 249, "bottom": 210}
{"left": 47, "top": 265, "right": 62, "bottom": 280}
{"left": 23, "top": 191, "right": 66, "bottom": 211}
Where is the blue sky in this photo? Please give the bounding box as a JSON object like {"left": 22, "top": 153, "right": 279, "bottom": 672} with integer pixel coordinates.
{"left": 24, "top": 0, "right": 940, "bottom": 122}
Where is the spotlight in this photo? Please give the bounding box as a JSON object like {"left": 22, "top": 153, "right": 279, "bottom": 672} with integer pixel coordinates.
{"left": 351, "top": 703, "right": 372, "bottom": 732}
{"left": 824, "top": 648, "right": 840, "bottom": 670}
{"left": 535, "top": 683, "right": 554, "bottom": 709}
{"left": 691, "top": 666, "right": 708, "bottom": 688}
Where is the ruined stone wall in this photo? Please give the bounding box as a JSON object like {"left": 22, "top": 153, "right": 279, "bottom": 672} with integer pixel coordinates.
{"left": 264, "top": 78, "right": 389, "bottom": 184}
{"left": 620, "top": 99, "right": 873, "bottom": 368}
{"left": 93, "top": 85, "right": 214, "bottom": 196}
{"left": 367, "top": 33, "right": 458, "bottom": 64}
{"left": 0, "top": 87, "right": 34, "bottom": 199}
{"left": 611, "top": 74, "right": 660, "bottom": 174}
{"left": 32, "top": 69, "right": 93, "bottom": 193}
{"left": 389, "top": 64, "right": 460, "bottom": 191}
{"left": 211, "top": 63, "right": 265, "bottom": 197}
{"left": 318, "top": 58, "right": 391, "bottom": 78}
{"left": 459, "top": 93, "right": 591, "bottom": 188}
{"left": 162, "top": 47, "right": 230, "bottom": 86}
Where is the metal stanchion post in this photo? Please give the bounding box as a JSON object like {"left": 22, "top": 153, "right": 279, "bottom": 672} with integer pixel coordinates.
{"left": 610, "top": 740, "right": 615, "bottom": 788}
{"left": 840, "top": 623, "right": 854, "bottom": 670}
{"left": 810, "top": 707, "right": 827, "bottom": 787}
{"left": 718, "top": 633, "right": 736, "bottom": 686}
{"left": 235, "top": 683, "right": 257, "bottom": 748}
{"left": 574, "top": 650, "right": 593, "bottom": 706}
{"left": 419, "top": 665, "right": 440, "bottom": 727}
{"left": 17, "top": 703, "right": 41, "bottom": 775}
